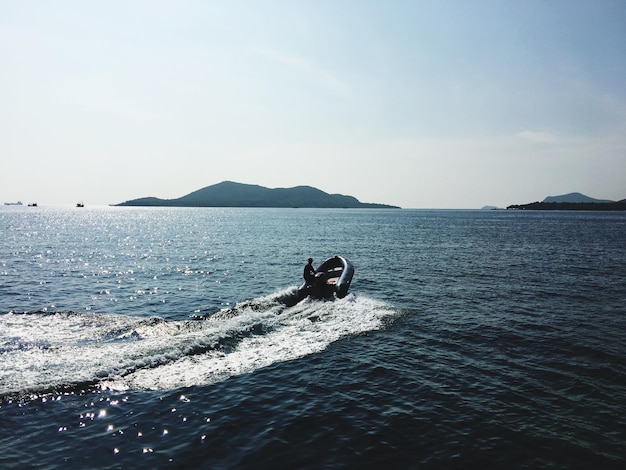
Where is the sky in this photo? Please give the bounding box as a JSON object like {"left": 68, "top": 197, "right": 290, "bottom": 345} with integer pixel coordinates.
{"left": 1, "top": 0, "right": 625, "bottom": 208}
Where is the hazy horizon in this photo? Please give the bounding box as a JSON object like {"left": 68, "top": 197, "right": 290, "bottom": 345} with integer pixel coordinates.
{"left": 4, "top": 181, "right": 624, "bottom": 210}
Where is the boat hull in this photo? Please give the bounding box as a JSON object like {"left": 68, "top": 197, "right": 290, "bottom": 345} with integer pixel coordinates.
{"left": 293, "top": 256, "right": 354, "bottom": 303}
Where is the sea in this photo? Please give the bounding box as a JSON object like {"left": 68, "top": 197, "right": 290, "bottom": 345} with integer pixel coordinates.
{"left": 1, "top": 206, "right": 624, "bottom": 469}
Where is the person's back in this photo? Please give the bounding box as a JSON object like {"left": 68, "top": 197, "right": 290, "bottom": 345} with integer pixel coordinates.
{"left": 303, "top": 258, "right": 316, "bottom": 285}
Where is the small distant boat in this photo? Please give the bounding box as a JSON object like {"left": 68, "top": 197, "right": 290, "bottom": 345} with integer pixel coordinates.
{"left": 76, "top": 202, "right": 84, "bottom": 208}
{"left": 4, "top": 201, "right": 23, "bottom": 206}
{"left": 28, "top": 203, "right": 38, "bottom": 207}
{"left": 290, "top": 256, "right": 354, "bottom": 305}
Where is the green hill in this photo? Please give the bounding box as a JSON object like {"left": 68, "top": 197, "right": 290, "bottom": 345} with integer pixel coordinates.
{"left": 542, "top": 192, "right": 615, "bottom": 203}
{"left": 507, "top": 192, "right": 626, "bottom": 211}
{"left": 116, "top": 181, "right": 399, "bottom": 208}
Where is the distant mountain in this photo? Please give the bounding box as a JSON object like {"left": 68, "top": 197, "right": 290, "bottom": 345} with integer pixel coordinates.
{"left": 116, "top": 181, "right": 400, "bottom": 209}
{"left": 507, "top": 192, "right": 626, "bottom": 211}
{"left": 542, "top": 192, "right": 615, "bottom": 203}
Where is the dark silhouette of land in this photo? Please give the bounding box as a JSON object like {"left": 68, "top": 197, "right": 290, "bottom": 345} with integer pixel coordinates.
{"left": 116, "top": 181, "right": 400, "bottom": 208}
{"left": 507, "top": 201, "right": 626, "bottom": 211}
{"left": 507, "top": 192, "right": 626, "bottom": 211}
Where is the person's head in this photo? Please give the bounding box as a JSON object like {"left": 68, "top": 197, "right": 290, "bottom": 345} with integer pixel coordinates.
{"left": 308, "top": 258, "right": 313, "bottom": 264}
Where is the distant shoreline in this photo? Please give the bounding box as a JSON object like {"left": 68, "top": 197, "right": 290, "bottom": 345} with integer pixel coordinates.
{"left": 507, "top": 202, "right": 626, "bottom": 211}
{"left": 115, "top": 181, "right": 400, "bottom": 209}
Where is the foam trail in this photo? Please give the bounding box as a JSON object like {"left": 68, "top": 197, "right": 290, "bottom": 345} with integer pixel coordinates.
{"left": 0, "top": 293, "right": 397, "bottom": 398}
{"left": 0, "top": 311, "right": 215, "bottom": 398}
{"left": 105, "top": 295, "right": 395, "bottom": 391}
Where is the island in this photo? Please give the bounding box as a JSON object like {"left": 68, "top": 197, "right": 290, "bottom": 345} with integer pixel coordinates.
{"left": 115, "top": 181, "right": 400, "bottom": 209}
{"left": 507, "top": 192, "right": 626, "bottom": 211}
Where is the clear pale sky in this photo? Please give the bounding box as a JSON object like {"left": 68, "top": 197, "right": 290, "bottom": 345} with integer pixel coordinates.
{"left": 2, "top": 1, "right": 625, "bottom": 208}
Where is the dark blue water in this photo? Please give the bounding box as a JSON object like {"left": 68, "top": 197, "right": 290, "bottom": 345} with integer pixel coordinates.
{"left": 1, "top": 206, "right": 625, "bottom": 469}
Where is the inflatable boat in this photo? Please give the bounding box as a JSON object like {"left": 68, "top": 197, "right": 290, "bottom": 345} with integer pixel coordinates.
{"left": 295, "top": 256, "right": 354, "bottom": 303}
